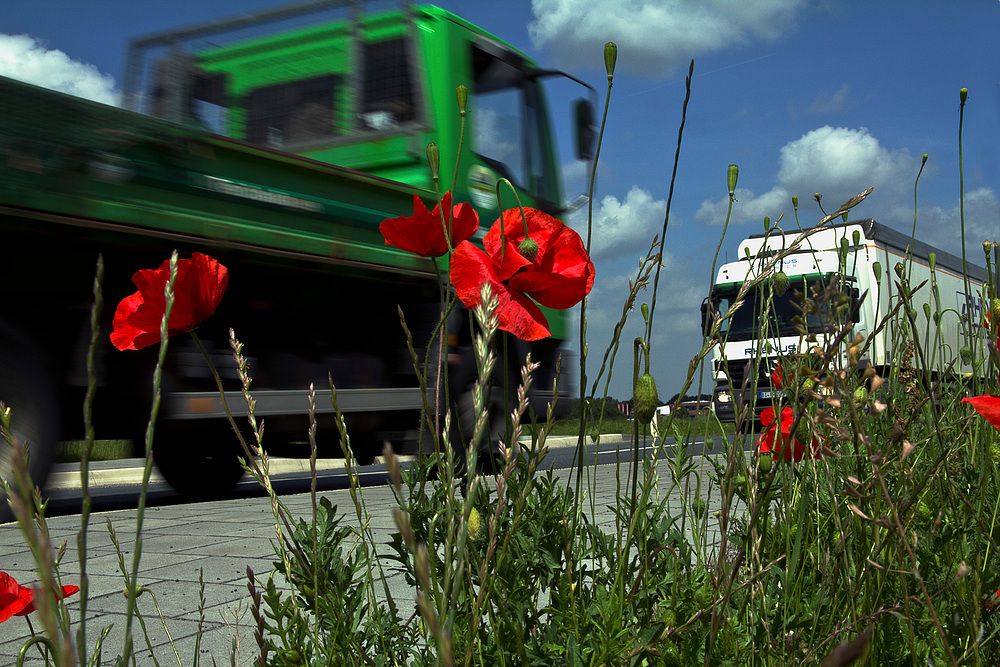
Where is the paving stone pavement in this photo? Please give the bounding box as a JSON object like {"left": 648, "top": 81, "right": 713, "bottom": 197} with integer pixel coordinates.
{"left": 0, "top": 443, "right": 738, "bottom": 665}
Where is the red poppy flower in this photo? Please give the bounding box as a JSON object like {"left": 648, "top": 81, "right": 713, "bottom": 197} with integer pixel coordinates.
{"left": 756, "top": 406, "right": 821, "bottom": 463}
{"left": 771, "top": 366, "right": 785, "bottom": 390}
{"left": 111, "top": 252, "right": 228, "bottom": 351}
{"left": 963, "top": 394, "right": 1000, "bottom": 430}
{"left": 0, "top": 572, "right": 79, "bottom": 624}
{"left": 450, "top": 208, "right": 595, "bottom": 341}
{"left": 379, "top": 192, "right": 479, "bottom": 258}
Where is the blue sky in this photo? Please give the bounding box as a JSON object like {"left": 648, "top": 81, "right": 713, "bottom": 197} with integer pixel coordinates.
{"left": 3, "top": 1, "right": 998, "bottom": 402}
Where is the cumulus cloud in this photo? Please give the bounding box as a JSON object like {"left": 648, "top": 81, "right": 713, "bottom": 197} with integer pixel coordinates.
{"left": 696, "top": 126, "right": 920, "bottom": 225}
{"left": 529, "top": 0, "right": 804, "bottom": 76}
{"left": 0, "top": 34, "right": 116, "bottom": 105}
{"left": 891, "top": 187, "right": 1000, "bottom": 260}
{"left": 569, "top": 186, "right": 667, "bottom": 261}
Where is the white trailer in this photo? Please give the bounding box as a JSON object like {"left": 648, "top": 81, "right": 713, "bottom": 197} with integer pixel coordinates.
{"left": 702, "top": 219, "right": 989, "bottom": 423}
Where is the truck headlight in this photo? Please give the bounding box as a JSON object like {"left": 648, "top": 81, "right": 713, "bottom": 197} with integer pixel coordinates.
{"left": 716, "top": 391, "right": 731, "bottom": 404}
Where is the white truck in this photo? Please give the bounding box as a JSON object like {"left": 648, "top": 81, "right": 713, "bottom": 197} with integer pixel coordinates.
{"left": 702, "top": 218, "right": 990, "bottom": 424}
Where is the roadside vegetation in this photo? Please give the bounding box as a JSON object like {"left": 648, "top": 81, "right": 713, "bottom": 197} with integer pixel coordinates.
{"left": 3, "top": 44, "right": 999, "bottom": 666}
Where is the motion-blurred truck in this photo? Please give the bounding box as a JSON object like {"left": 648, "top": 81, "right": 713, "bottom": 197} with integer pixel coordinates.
{"left": 0, "top": 1, "right": 594, "bottom": 504}
{"left": 703, "top": 219, "right": 990, "bottom": 424}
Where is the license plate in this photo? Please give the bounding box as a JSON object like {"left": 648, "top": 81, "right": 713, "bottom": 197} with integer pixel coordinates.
{"left": 758, "top": 390, "right": 777, "bottom": 400}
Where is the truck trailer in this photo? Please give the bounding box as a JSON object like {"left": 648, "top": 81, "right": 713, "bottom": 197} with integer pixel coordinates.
{"left": 703, "top": 219, "right": 990, "bottom": 424}
{"left": 0, "top": 1, "right": 595, "bottom": 508}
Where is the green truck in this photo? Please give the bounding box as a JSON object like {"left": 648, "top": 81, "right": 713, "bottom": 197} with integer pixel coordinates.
{"left": 0, "top": 1, "right": 594, "bottom": 502}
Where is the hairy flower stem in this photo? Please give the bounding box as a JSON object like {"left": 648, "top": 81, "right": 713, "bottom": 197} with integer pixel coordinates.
{"left": 121, "top": 251, "right": 178, "bottom": 662}
{"left": 574, "top": 42, "right": 616, "bottom": 503}
{"left": 644, "top": 59, "right": 693, "bottom": 346}
{"left": 76, "top": 254, "right": 103, "bottom": 666}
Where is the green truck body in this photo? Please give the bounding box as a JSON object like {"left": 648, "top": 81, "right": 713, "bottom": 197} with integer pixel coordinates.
{"left": 0, "top": 2, "right": 591, "bottom": 500}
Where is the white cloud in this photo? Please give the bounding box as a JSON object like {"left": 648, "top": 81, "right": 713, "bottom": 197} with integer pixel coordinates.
{"left": 792, "top": 83, "right": 850, "bottom": 116}
{"left": 697, "top": 126, "right": 921, "bottom": 226}
{"left": 891, "top": 187, "right": 1000, "bottom": 259}
{"left": 0, "top": 34, "right": 116, "bottom": 105}
{"left": 570, "top": 186, "right": 667, "bottom": 261}
{"left": 529, "top": 0, "right": 804, "bottom": 76}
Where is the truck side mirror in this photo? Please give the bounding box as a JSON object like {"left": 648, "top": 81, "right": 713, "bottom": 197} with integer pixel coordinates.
{"left": 573, "top": 98, "right": 595, "bottom": 160}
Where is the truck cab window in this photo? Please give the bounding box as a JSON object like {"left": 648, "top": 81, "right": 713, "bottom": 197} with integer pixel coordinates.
{"left": 361, "top": 38, "right": 416, "bottom": 131}
{"left": 472, "top": 44, "right": 555, "bottom": 207}
{"left": 246, "top": 75, "right": 339, "bottom": 147}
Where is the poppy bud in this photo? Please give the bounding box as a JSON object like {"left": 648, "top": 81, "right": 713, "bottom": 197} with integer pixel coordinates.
{"left": 960, "top": 346, "right": 973, "bottom": 365}
{"left": 984, "top": 241, "right": 993, "bottom": 257}
{"left": 727, "top": 164, "right": 738, "bottom": 197}
{"left": 773, "top": 271, "right": 789, "bottom": 296}
{"left": 794, "top": 417, "right": 812, "bottom": 446}
{"left": 923, "top": 303, "right": 931, "bottom": 321}
{"left": 758, "top": 455, "right": 773, "bottom": 474}
{"left": 604, "top": 42, "right": 617, "bottom": 78}
{"left": 894, "top": 262, "right": 905, "bottom": 279}
{"left": 518, "top": 237, "right": 539, "bottom": 262}
{"left": 641, "top": 303, "right": 649, "bottom": 323}
{"left": 425, "top": 142, "right": 440, "bottom": 180}
{"left": 873, "top": 262, "right": 882, "bottom": 283}
{"left": 921, "top": 153, "right": 928, "bottom": 166}
{"left": 992, "top": 298, "right": 1000, "bottom": 324}
{"left": 456, "top": 85, "right": 468, "bottom": 115}
{"left": 960, "top": 88, "right": 968, "bottom": 104}
{"left": 928, "top": 253, "right": 936, "bottom": 272}
{"left": 691, "top": 498, "right": 707, "bottom": 519}
{"left": 634, "top": 373, "right": 659, "bottom": 425}
{"left": 792, "top": 195, "right": 798, "bottom": 211}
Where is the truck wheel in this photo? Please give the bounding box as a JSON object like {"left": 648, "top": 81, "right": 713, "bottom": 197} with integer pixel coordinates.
{"left": 0, "top": 328, "right": 58, "bottom": 524}
{"left": 152, "top": 420, "right": 246, "bottom": 498}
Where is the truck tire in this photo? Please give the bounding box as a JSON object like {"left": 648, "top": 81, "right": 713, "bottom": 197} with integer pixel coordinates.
{"left": 0, "top": 327, "right": 59, "bottom": 524}
{"left": 152, "top": 420, "right": 246, "bottom": 498}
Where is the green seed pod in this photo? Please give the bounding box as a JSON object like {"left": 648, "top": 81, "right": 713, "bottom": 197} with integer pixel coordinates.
{"left": 758, "top": 455, "right": 773, "bottom": 474}
{"left": 518, "top": 237, "right": 539, "bottom": 262}
{"left": 960, "top": 346, "right": 973, "bottom": 365}
{"left": 992, "top": 298, "right": 1000, "bottom": 323}
{"left": 425, "top": 142, "right": 440, "bottom": 180}
{"left": 641, "top": 303, "right": 650, "bottom": 324}
{"left": 873, "top": 261, "right": 882, "bottom": 283}
{"left": 960, "top": 87, "right": 968, "bottom": 103}
{"left": 928, "top": 252, "right": 936, "bottom": 272}
{"left": 634, "top": 372, "right": 659, "bottom": 425}
{"left": 773, "top": 270, "right": 789, "bottom": 296}
{"left": 456, "top": 85, "right": 468, "bottom": 115}
{"left": 727, "top": 164, "right": 739, "bottom": 197}
{"left": 604, "top": 42, "right": 618, "bottom": 78}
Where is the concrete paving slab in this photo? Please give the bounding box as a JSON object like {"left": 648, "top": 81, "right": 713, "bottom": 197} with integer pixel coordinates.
{"left": 1, "top": 442, "right": 740, "bottom": 665}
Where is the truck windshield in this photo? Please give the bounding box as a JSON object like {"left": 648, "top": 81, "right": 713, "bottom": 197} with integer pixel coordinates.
{"left": 709, "top": 277, "right": 846, "bottom": 342}
{"left": 472, "top": 44, "right": 557, "bottom": 208}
